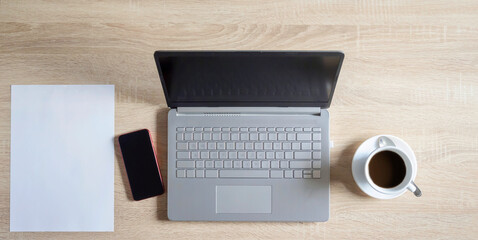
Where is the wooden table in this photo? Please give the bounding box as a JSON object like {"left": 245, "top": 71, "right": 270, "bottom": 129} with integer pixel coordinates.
{"left": 1, "top": 1, "right": 477, "bottom": 239}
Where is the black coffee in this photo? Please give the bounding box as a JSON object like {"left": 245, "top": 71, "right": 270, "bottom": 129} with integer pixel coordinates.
{"left": 368, "top": 151, "right": 406, "bottom": 188}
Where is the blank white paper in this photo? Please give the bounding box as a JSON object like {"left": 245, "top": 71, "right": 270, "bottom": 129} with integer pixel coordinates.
{"left": 10, "top": 85, "right": 115, "bottom": 232}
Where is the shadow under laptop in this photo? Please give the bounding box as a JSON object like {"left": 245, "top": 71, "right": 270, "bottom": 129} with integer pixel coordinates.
{"left": 330, "top": 141, "right": 368, "bottom": 197}
{"left": 156, "top": 109, "right": 169, "bottom": 220}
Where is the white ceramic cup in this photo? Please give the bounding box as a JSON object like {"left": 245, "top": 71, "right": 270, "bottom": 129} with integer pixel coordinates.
{"left": 364, "top": 136, "right": 422, "bottom": 198}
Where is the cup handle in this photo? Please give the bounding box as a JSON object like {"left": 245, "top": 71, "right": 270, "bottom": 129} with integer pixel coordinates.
{"left": 378, "top": 136, "right": 395, "bottom": 148}
{"left": 407, "top": 181, "right": 422, "bottom": 197}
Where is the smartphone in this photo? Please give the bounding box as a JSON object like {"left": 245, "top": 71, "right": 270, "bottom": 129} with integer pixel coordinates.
{"left": 118, "top": 129, "right": 164, "bottom": 200}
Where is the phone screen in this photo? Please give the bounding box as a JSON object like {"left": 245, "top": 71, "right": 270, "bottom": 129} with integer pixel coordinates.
{"left": 118, "top": 129, "right": 164, "bottom": 200}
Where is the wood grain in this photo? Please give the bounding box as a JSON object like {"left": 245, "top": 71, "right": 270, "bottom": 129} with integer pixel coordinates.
{"left": 1, "top": 0, "right": 477, "bottom": 239}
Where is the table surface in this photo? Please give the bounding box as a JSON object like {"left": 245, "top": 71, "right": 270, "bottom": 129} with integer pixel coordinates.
{"left": 1, "top": 0, "right": 478, "bottom": 239}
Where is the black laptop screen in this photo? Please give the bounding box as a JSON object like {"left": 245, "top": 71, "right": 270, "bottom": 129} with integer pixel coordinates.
{"left": 155, "top": 51, "right": 344, "bottom": 108}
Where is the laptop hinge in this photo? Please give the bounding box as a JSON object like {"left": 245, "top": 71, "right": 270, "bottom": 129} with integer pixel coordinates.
{"left": 176, "top": 107, "right": 321, "bottom": 116}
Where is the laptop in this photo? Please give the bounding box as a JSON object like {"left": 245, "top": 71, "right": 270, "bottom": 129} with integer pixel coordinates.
{"left": 154, "top": 51, "right": 344, "bottom": 222}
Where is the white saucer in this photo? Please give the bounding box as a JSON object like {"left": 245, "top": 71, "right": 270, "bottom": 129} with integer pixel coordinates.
{"left": 352, "top": 135, "right": 417, "bottom": 199}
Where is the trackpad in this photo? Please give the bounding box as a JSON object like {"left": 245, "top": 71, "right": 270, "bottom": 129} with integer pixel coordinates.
{"left": 216, "top": 186, "right": 271, "bottom": 214}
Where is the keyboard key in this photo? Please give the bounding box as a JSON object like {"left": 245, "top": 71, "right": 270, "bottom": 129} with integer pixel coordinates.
{"left": 258, "top": 127, "right": 266, "bottom": 132}
{"left": 231, "top": 127, "right": 239, "bottom": 131}
{"left": 176, "top": 133, "right": 184, "bottom": 141}
{"left": 280, "top": 161, "right": 289, "bottom": 168}
{"left": 198, "top": 142, "right": 207, "bottom": 150}
{"left": 245, "top": 143, "right": 254, "bottom": 150}
{"left": 287, "top": 133, "right": 296, "bottom": 140}
{"left": 271, "top": 161, "right": 280, "bottom": 168}
{"left": 176, "top": 127, "right": 185, "bottom": 132}
{"left": 212, "top": 133, "right": 221, "bottom": 140}
{"left": 268, "top": 133, "right": 277, "bottom": 140}
{"left": 312, "top": 170, "right": 321, "bottom": 178}
{"left": 217, "top": 142, "right": 225, "bottom": 149}
{"left": 257, "top": 152, "right": 265, "bottom": 159}
{"left": 204, "top": 127, "right": 212, "bottom": 131}
{"left": 219, "top": 151, "right": 228, "bottom": 159}
{"left": 222, "top": 127, "right": 230, "bottom": 131}
{"left": 231, "top": 133, "right": 239, "bottom": 140}
{"left": 187, "top": 170, "right": 195, "bottom": 178}
{"left": 312, "top": 133, "right": 321, "bottom": 141}
{"left": 264, "top": 142, "right": 272, "bottom": 150}
{"left": 215, "top": 161, "right": 223, "bottom": 168}
{"left": 249, "top": 127, "right": 257, "bottom": 132}
{"left": 294, "top": 127, "right": 302, "bottom": 131}
{"left": 304, "top": 174, "right": 312, "bottom": 179}
{"left": 289, "top": 161, "right": 311, "bottom": 168}
{"left": 224, "top": 160, "right": 233, "bottom": 168}
{"left": 285, "top": 152, "right": 293, "bottom": 159}
{"left": 210, "top": 151, "right": 218, "bottom": 159}
{"left": 177, "top": 152, "right": 190, "bottom": 159}
{"left": 283, "top": 142, "right": 291, "bottom": 150}
{"left": 284, "top": 170, "right": 293, "bottom": 178}
{"left": 221, "top": 133, "right": 230, "bottom": 140}
{"left": 247, "top": 152, "right": 256, "bottom": 159}
{"left": 302, "top": 142, "right": 311, "bottom": 150}
{"left": 177, "top": 170, "right": 186, "bottom": 178}
{"left": 191, "top": 151, "right": 199, "bottom": 159}
{"left": 303, "top": 170, "right": 312, "bottom": 175}
{"left": 285, "top": 127, "right": 293, "bottom": 131}
{"left": 259, "top": 133, "right": 267, "bottom": 140}
{"left": 270, "top": 170, "right": 283, "bottom": 178}
{"left": 243, "top": 161, "right": 252, "bottom": 168}
{"left": 206, "top": 170, "right": 218, "bottom": 178}
{"left": 254, "top": 142, "right": 263, "bottom": 150}
{"left": 208, "top": 142, "right": 216, "bottom": 150}
{"left": 313, "top": 152, "right": 321, "bottom": 159}
{"left": 233, "top": 160, "right": 242, "bottom": 168}
{"left": 200, "top": 151, "right": 209, "bottom": 159}
{"left": 277, "top": 127, "right": 284, "bottom": 131}
{"left": 275, "top": 152, "right": 284, "bottom": 159}
{"left": 294, "top": 170, "right": 302, "bottom": 178}
{"left": 312, "top": 142, "right": 321, "bottom": 150}
{"left": 184, "top": 133, "right": 193, "bottom": 140}
{"left": 297, "top": 133, "right": 311, "bottom": 141}
{"left": 266, "top": 152, "right": 274, "bottom": 159}
{"left": 186, "top": 127, "right": 194, "bottom": 131}
{"left": 236, "top": 142, "right": 244, "bottom": 149}
{"left": 240, "top": 133, "right": 249, "bottom": 140}
{"left": 312, "top": 160, "right": 321, "bottom": 169}
{"left": 228, "top": 152, "right": 237, "bottom": 159}
{"left": 238, "top": 151, "right": 246, "bottom": 159}
{"left": 240, "top": 127, "right": 248, "bottom": 131}
{"left": 188, "top": 142, "right": 197, "bottom": 150}
{"left": 203, "top": 133, "right": 211, "bottom": 140}
{"left": 292, "top": 142, "right": 301, "bottom": 150}
{"left": 226, "top": 142, "right": 235, "bottom": 149}
{"left": 250, "top": 133, "right": 258, "bottom": 140}
{"left": 261, "top": 161, "right": 270, "bottom": 168}
{"left": 303, "top": 127, "right": 311, "bottom": 132}
{"left": 278, "top": 133, "right": 286, "bottom": 140}
{"left": 273, "top": 142, "right": 282, "bottom": 150}
{"left": 196, "top": 161, "right": 204, "bottom": 168}
{"left": 205, "top": 161, "right": 214, "bottom": 168}
{"left": 219, "top": 170, "right": 269, "bottom": 178}
{"left": 252, "top": 161, "right": 261, "bottom": 168}
{"left": 312, "top": 128, "right": 321, "bottom": 132}
{"left": 196, "top": 170, "right": 204, "bottom": 178}
{"left": 267, "top": 127, "right": 275, "bottom": 131}
{"left": 193, "top": 133, "right": 202, "bottom": 140}
{"left": 177, "top": 142, "right": 188, "bottom": 150}
{"left": 295, "top": 152, "right": 312, "bottom": 159}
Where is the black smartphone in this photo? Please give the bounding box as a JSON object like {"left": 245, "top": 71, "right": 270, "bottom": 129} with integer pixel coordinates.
{"left": 118, "top": 129, "right": 164, "bottom": 200}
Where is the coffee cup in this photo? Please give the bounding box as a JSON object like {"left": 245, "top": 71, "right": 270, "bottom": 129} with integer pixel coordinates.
{"left": 364, "top": 136, "right": 421, "bottom": 197}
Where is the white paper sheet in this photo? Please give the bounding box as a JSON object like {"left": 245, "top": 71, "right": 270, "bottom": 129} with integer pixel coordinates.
{"left": 10, "top": 85, "right": 115, "bottom": 232}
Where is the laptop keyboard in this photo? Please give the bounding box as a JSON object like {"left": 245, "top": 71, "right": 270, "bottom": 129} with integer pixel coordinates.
{"left": 175, "top": 127, "right": 322, "bottom": 179}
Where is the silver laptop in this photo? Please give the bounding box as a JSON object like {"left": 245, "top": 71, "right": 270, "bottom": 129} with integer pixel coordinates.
{"left": 154, "top": 51, "right": 344, "bottom": 221}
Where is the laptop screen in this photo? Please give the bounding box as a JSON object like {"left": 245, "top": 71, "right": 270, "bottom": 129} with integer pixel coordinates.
{"left": 155, "top": 51, "right": 344, "bottom": 108}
